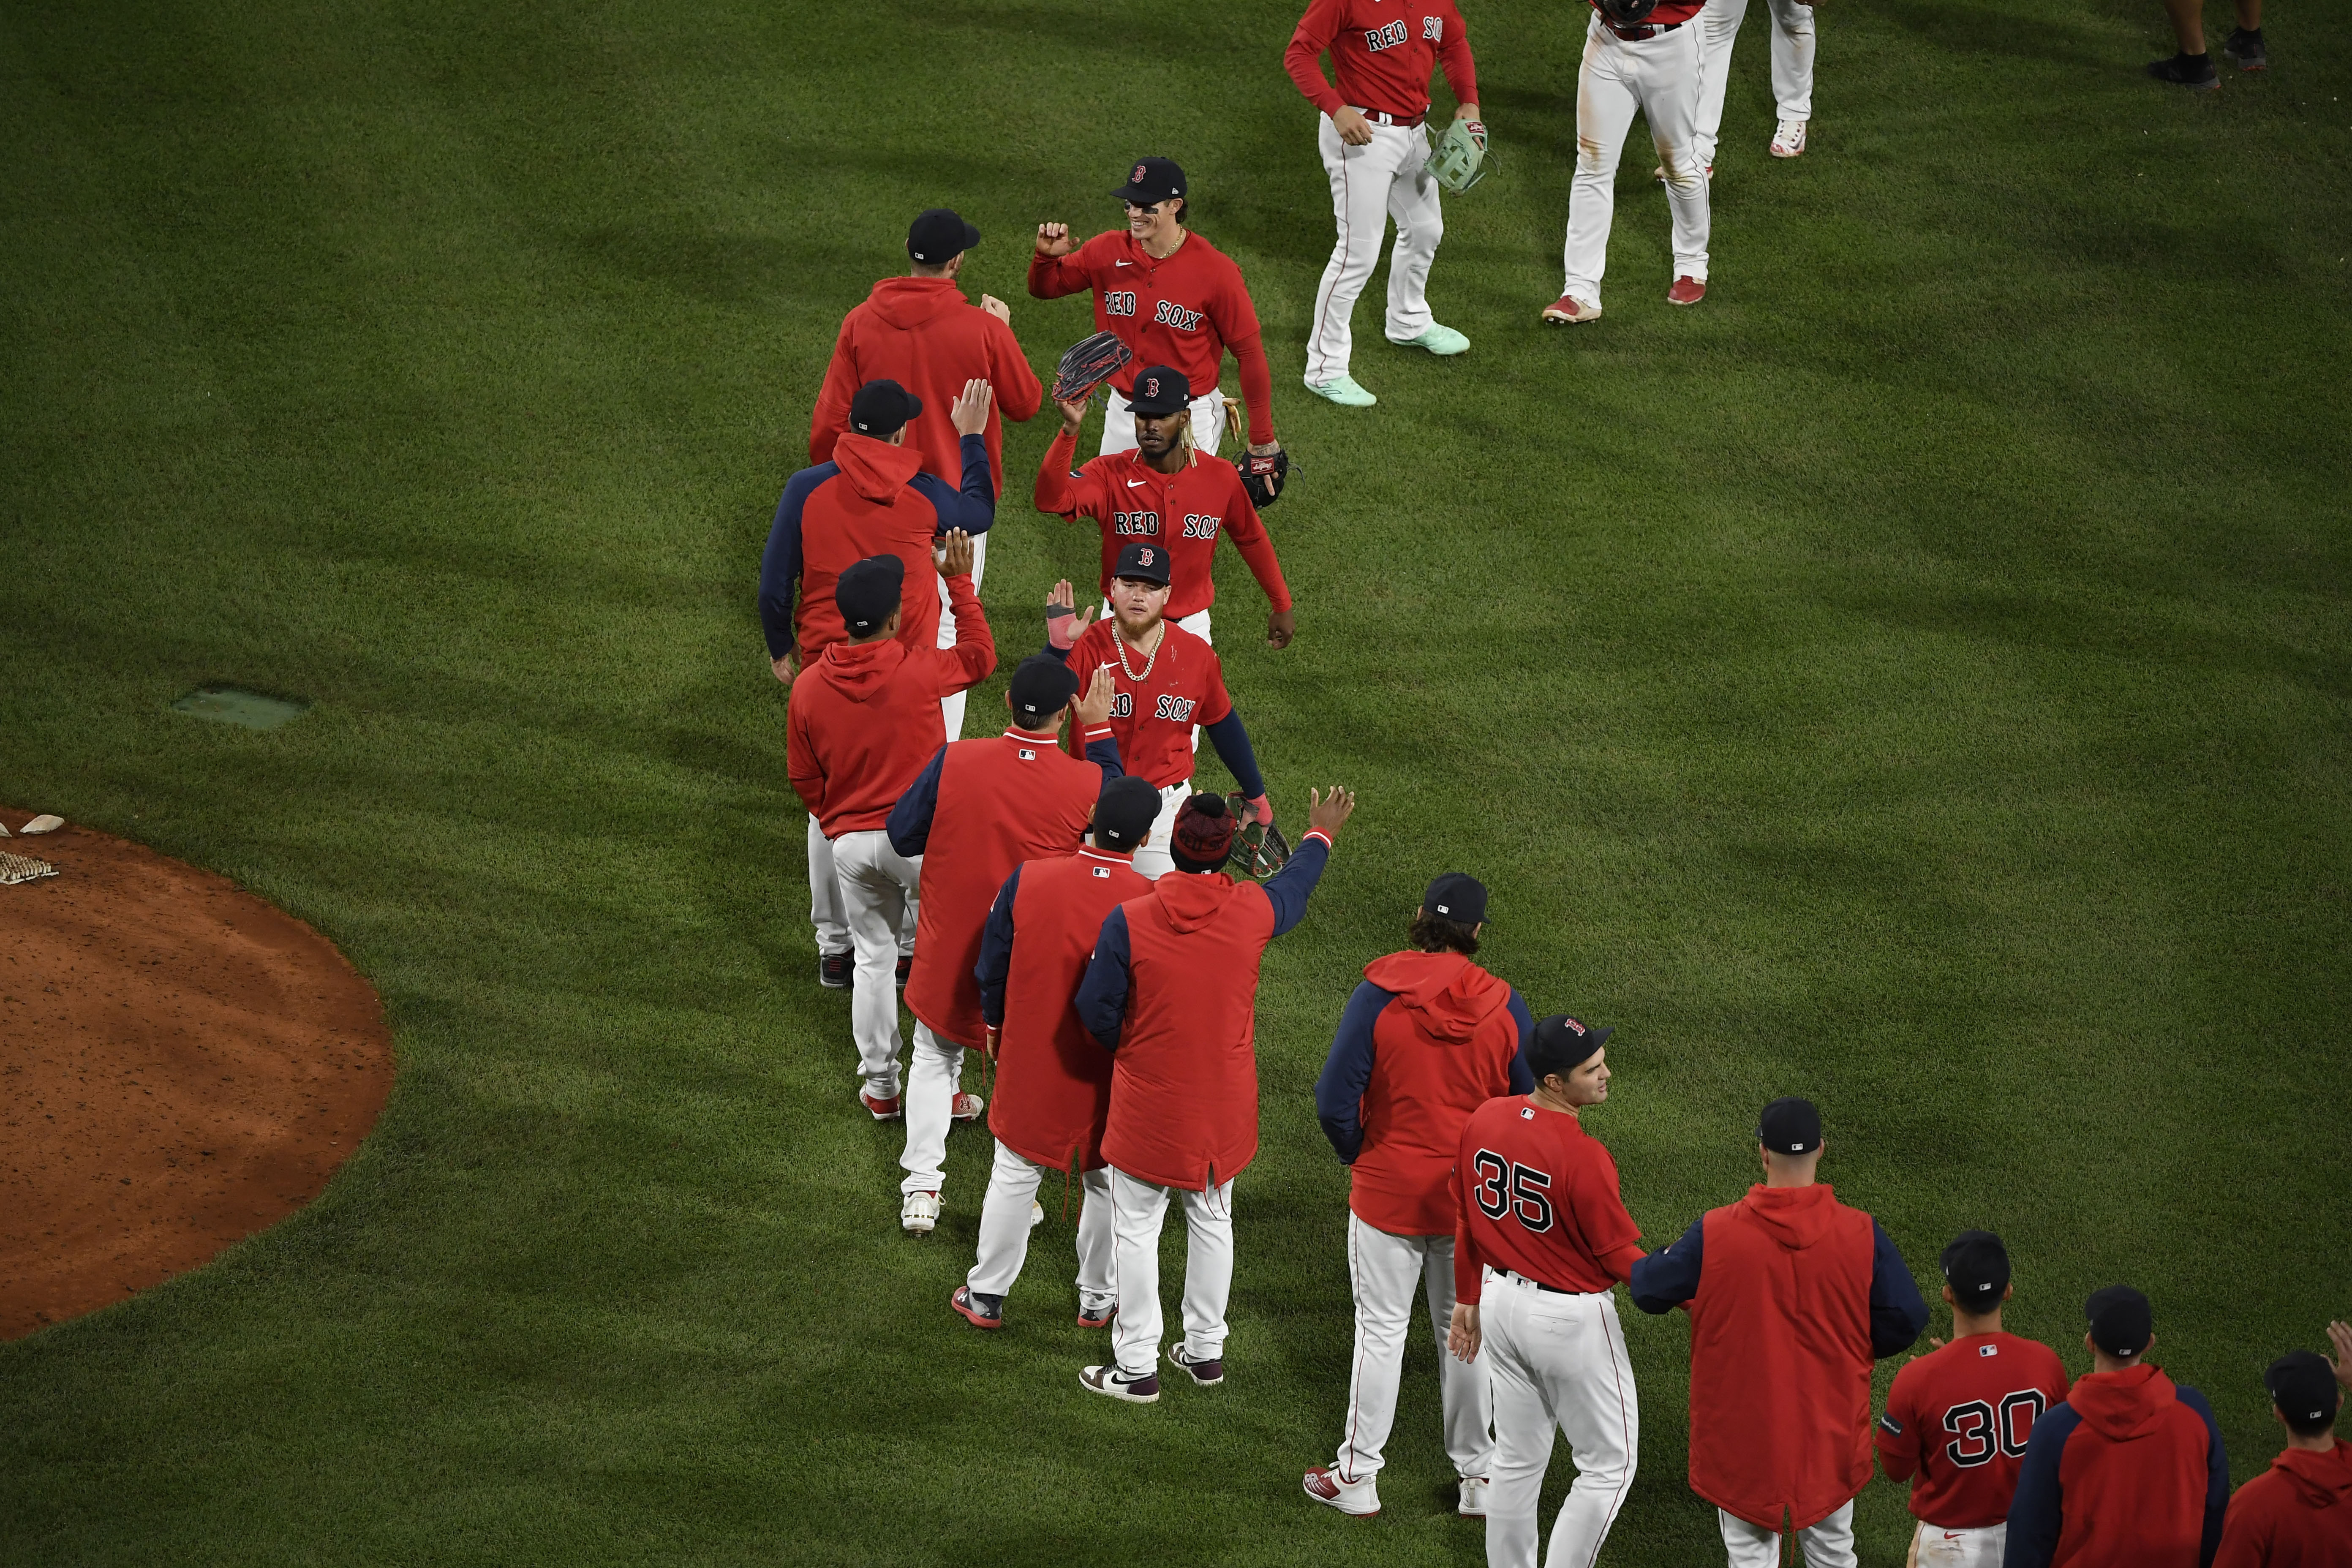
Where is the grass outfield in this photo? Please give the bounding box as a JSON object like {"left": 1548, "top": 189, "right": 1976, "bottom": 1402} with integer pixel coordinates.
{"left": 3, "top": 0, "right": 2349, "bottom": 1562}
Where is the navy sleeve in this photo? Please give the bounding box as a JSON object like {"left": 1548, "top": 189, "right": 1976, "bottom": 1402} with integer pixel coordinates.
{"left": 885, "top": 745, "right": 948, "bottom": 857}
{"left": 2002, "top": 1404, "right": 2078, "bottom": 1568}
{"left": 1505, "top": 988, "right": 1537, "bottom": 1093}
{"left": 975, "top": 867, "right": 1021, "bottom": 1029}
{"left": 1868, "top": 1222, "right": 1932, "bottom": 1358}
{"left": 1083, "top": 730, "right": 1124, "bottom": 785}
{"left": 1200, "top": 709, "right": 1266, "bottom": 799}
{"left": 1629, "top": 1217, "right": 1705, "bottom": 1313}
{"left": 908, "top": 434, "right": 996, "bottom": 534}
{"left": 1313, "top": 981, "right": 1394, "bottom": 1164}
{"left": 2177, "top": 1387, "right": 2229, "bottom": 1567}
{"left": 1041, "top": 637, "right": 1073, "bottom": 664}
{"left": 1073, "top": 907, "right": 1133, "bottom": 1050}
{"left": 759, "top": 465, "right": 831, "bottom": 658}
{"left": 1258, "top": 832, "right": 1331, "bottom": 936}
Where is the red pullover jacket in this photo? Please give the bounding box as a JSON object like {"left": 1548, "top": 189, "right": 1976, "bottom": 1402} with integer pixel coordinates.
{"left": 1630, "top": 1183, "right": 1930, "bottom": 1530}
{"left": 886, "top": 725, "right": 1122, "bottom": 1048}
{"left": 972, "top": 847, "right": 1154, "bottom": 1171}
{"left": 1310, "top": 950, "right": 1534, "bottom": 1236}
{"left": 809, "top": 275, "right": 1044, "bottom": 494}
{"left": 2006, "top": 1362, "right": 2232, "bottom": 1568}
{"left": 1074, "top": 833, "right": 1335, "bottom": 1190}
{"left": 2214, "top": 1440, "right": 2352, "bottom": 1568}
{"left": 786, "top": 574, "right": 995, "bottom": 837}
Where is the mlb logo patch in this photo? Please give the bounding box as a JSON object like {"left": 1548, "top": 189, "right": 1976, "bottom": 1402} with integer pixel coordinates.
{"left": 1091, "top": 866, "right": 1111, "bottom": 879}
{"left": 1519, "top": 1107, "right": 1534, "bottom": 1119}
{"left": 1979, "top": 1344, "right": 2000, "bottom": 1357}
{"left": 1018, "top": 748, "right": 1037, "bottom": 760}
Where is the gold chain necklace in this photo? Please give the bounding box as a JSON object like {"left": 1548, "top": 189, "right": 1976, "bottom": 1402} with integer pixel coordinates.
{"left": 1115, "top": 623, "right": 1165, "bottom": 683}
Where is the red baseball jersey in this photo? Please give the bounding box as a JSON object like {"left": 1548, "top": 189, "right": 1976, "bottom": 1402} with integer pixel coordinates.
{"left": 1027, "top": 229, "right": 1275, "bottom": 445}
{"left": 1034, "top": 430, "right": 1291, "bottom": 622}
{"left": 1878, "top": 1332, "right": 2073, "bottom": 1529}
{"left": 1285, "top": 0, "right": 1479, "bottom": 121}
{"left": 1452, "top": 1096, "right": 1642, "bottom": 1301}
{"left": 1063, "top": 614, "right": 1231, "bottom": 790}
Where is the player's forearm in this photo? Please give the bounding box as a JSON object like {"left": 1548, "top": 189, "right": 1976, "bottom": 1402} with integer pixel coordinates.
{"left": 1260, "top": 832, "right": 1331, "bottom": 936}
{"left": 1027, "top": 252, "right": 1083, "bottom": 300}
{"left": 1201, "top": 710, "right": 1266, "bottom": 799}
{"left": 1232, "top": 336, "right": 1277, "bottom": 445}
{"left": 1034, "top": 430, "right": 1081, "bottom": 515}
{"left": 944, "top": 578, "right": 997, "bottom": 689}
{"left": 1439, "top": 39, "right": 1480, "bottom": 110}
{"left": 1230, "top": 526, "right": 1293, "bottom": 612}
{"left": 1453, "top": 1228, "right": 1484, "bottom": 1303}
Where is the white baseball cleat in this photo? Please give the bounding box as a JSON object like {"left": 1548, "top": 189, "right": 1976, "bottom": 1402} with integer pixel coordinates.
{"left": 1304, "top": 374, "right": 1377, "bottom": 407}
{"left": 1541, "top": 294, "right": 1603, "bottom": 325}
{"left": 1029, "top": 1200, "right": 1044, "bottom": 1229}
{"left": 1771, "top": 118, "right": 1807, "bottom": 158}
{"left": 1457, "top": 1475, "right": 1491, "bottom": 1516}
{"left": 1078, "top": 1364, "right": 1161, "bottom": 1404}
{"left": 1303, "top": 1466, "right": 1382, "bottom": 1516}
{"left": 900, "top": 1190, "right": 941, "bottom": 1234}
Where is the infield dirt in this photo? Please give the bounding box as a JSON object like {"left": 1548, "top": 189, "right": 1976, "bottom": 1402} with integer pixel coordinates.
{"left": 0, "top": 817, "right": 391, "bottom": 1339}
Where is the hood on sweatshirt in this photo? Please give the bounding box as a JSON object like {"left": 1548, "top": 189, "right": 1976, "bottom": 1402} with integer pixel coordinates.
{"left": 1362, "top": 950, "right": 1508, "bottom": 1044}
{"left": 1735, "top": 1181, "right": 1846, "bottom": 1251}
{"left": 2067, "top": 1362, "right": 2181, "bottom": 1442}
{"left": 866, "top": 275, "right": 968, "bottom": 331}
{"left": 2271, "top": 1440, "right": 2352, "bottom": 1508}
{"left": 1152, "top": 869, "right": 1240, "bottom": 934}
{"left": 812, "top": 636, "right": 907, "bottom": 702}
{"left": 832, "top": 431, "right": 926, "bottom": 502}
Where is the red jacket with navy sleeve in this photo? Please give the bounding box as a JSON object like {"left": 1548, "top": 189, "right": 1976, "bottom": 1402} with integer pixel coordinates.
{"left": 786, "top": 573, "right": 996, "bottom": 836}
{"left": 887, "top": 726, "right": 1121, "bottom": 1048}
{"left": 1629, "top": 1184, "right": 1930, "bottom": 1531}
{"left": 1285, "top": 0, "right": 1479, "bottom": 121}
{"left": 1027, "top": 229, "right": 1276, "bottom": 446}
{"left": 2005, "top": 1363, "right": 2232, "bottom": 1568}
{"left": 2213, "top": 1440, "right": 2352, "bottom": 1568}
{"left": 1074, "top": 833, "right": 1334, "bottom": 1190}
{"left": 809, "top": 276, "right": 1044, "bottom": 495}
{"left": 1034, "top": 429, "right": 1291, "bottom": 622}
{"left": 972, "top": 847, "right": 1154, "bottom": 1171}
{"left": 1311, "top": 950, "right": 1534, "bottom": 1236}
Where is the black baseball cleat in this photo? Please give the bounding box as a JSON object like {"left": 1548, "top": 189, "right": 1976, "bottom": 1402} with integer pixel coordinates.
{"left": 818, "top": 950, "right": 852, "bottom": 989}
{"left": 2145, "top": 50, "right": 2219, "bottom": 88}
{"left": 950, "top": 1285, "right": 1004, "bottom": 1330}
{"left": 2222, "top": 27, "right": 2266, "bottom": 69}
{"left": 1169, "top": 1345, "right": 1225, "bottom": 1386}
{"left": 895, "top": 954, "right": 911, "bottom": 988}
{"left": 1079, "top": 1364, "right": 1160, "bottom": 1404}
{"left": 1076, "top": 1297, "right": 1116, "bottom": 1328}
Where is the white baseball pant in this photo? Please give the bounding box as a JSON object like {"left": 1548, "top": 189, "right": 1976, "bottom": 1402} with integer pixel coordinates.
{"left": 1692, "top": 0, "right": 1815, "bottom": 166}
{"left": 898, "top": 1020, "right": 969, "bottom": 1197}
{"left": 1305, "top": 114, "right": 1442, "bottom": 386}
{"left": 1719, "top": 1500, "right": 1855, "bottom": 1568}
{"left": 1908, "top": 1520, "right": 2004, "bottom": 1568}
{"left": 1129, "top": 781, "right": 1192, "bottom": 881}
{"left": 830, "top": 829, "right": 922, "bottom": 1099}
{"left": 967, "top": 1139, "right": 1115, "bottom": 1310}
{"left": 1482, "top": 1269, "right": 1639, "bottom": 1568}
{"left": 1331, "top": 1212, "right": 1494, "bottom": 1483}
{"left": 935, "top": 532, "right": 986, "bottom": 741}
{"left": 1101, "top": 388, "right": 1226, "bottom": 457}
{"left": 1110, "top": 1166, "right": 1236, "bottom": 1377}
{"left": 1562, "top": 14, "right": 1710, "bottom": 306}
{"left": 807, "top": 814, "right": 849, "bottom": 957}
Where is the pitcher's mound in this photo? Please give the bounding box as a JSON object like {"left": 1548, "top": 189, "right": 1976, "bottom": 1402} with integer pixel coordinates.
{"left": 0, "top": 815, "right": 392, "bottom": 1339}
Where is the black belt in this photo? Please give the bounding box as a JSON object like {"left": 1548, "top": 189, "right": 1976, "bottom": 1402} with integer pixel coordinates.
{"left": 1603, "top": 19, "right": 1683, "bottom": 39}
{"left": 1503, "top": 1269, "right": 1571, "bottom": 1295}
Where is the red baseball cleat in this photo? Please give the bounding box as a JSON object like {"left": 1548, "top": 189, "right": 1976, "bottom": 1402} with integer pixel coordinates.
{"left": 950, "top": 1285, "right": 1004, "bottom": 1329}
{"left": 1541, "top": 294, "right": 1603, "bottom": 325}
{"left": 950, "top": 1091, "right": 984, "bottom": 1121}
{"left": 1667, "top": 276, "right": 1707, "bottom": 305}
{"left": 859, "top": 1089, "right": 902, "bottom": 1121}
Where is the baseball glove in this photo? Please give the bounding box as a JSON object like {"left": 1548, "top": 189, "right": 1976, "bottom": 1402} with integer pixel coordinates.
{"left": 1596, "top": 0, "right": 1660, "bottom": 24}
{"left": 1426, "top": 117, "right": 1495, "bottom": 194}
{"left": 1051, "top": 330, "right": 1132, "bottom": 403}
{"left": 1225, "top": 794, "right": 1292, "bottom": 880}
{"left": 1236, "top": 445, "right": 1290, "bottom": 508}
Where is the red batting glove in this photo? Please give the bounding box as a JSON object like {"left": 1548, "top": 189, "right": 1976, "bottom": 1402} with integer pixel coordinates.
{"left": 1244, "top": 794, "right": 1273, "bottom": 828}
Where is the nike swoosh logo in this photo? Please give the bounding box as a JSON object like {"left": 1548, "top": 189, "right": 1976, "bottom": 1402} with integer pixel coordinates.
{"left": 1114, "top": 260, "right": 1132, "bottom": 267}
{"left": 1125, "top": 479, "right": 1147, "bottom": 487}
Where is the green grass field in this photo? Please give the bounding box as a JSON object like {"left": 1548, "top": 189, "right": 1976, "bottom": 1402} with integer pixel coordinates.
{"left": 3, "top": 0, "right": 2349, "bottom": 1562}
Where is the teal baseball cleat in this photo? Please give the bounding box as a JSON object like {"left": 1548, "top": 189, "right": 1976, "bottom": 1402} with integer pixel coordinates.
{"left": 1304, "top": 374, "right": 1377, "bottom": 407}
{"left": 1391, "top": 324, "right": 1470, "bottom": 356}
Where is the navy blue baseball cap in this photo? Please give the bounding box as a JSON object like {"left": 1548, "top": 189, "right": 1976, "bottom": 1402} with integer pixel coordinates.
{"left": 1113, "top": 157, "right": 1187, "bottom": 205}
{"left": 1094, "top": 776, "right": 1162, "bottom": 852}
{"left": 1527, "top": 1015, "right": 1610, "bottom": 1083}
{"left": 2266, "top": 1351, "right": 2340, "bottom": 1429}
{"left": 1422, "top": 873, "right": 1487, "bottom": 925}
{"left": 907, "top": 208, "right": 980, "bottom": 265}
{"left": 1111, "top": 540, "right": 1171, "bottom": 586}
{"left": 2086, "top": 1285, "right": 2153, "bottom": 1357}
{"left": 1009, "top": 654, "right": 1080, "bottom": 727}
{"left": 1128, "top": 365, "right": 1191, "bottom": 416}
{"left": 849, "top": 378, "right": 921, "bottom": 436}
{"left": 1940, "top": 1230, "right": 2010, "bottom": 1303}
{"left": 1759, "top": 1097, "right": 1822, "bottom": 1154}
{"left": 834, "top": 555, "right": 905, "bottom": 638}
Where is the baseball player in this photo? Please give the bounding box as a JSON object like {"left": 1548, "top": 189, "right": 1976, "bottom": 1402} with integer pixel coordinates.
{"left": 951, "top": 774, "right": 1163, "bottom": 1331}
{"left": 1036, "top": 365, "right": 1295, "bottom": 649}
{"left": 1541, "top": 0, "right": 1712, "bottom": 325}
{"left": 810, "top": 207, "right": 1045, "bottom": 741}
{"left": 1303, "top": 873, "right": 1536, "bottom": 1520}
{"left": 2213, "top": 1337, "right": 2352, "bottom": 1565}
{"left": 763, "top": 376, "right": 996, "bottom": 990}
{"left": 1029, "top": 158, "right": 1288, "bottom": 485}
{"left": 1043, "top": 542, "right": 1274, "bottom": 879}
{"left": 1072, "top": 787, "right": 1357, "bottom": 1403}
{"left": 1630, "top": 1098, "right": 1928, "bottom": 1568}
{"left": 2006, "top": 1285, "right": 2230, "bottom": 1568}
{"left": 883, "top": 655, "right": 1122, "bottom": 1234}
{"left": 1285, "top": 0, "right": 1481, "bottom": 408}
{"left": 1445, "top": 1015, "right": 1645, "bottom": 1568}
{"left": 1873, "top": 1230, "right": 2070, "bottom": 1568}
{"left": 1689, "top": 0, "right": 1816, "bottom": 172}
{"left": 787, "top": 540, "right": 995, "bottom": 1118}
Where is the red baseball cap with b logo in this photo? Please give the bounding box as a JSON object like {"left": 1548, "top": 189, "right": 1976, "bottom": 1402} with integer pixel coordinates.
{"left": 1112, "top": 539, "right": 1172, "bottom": 586}
{"left": 1127, "top": 364, "right": 1192, "bottom": 416}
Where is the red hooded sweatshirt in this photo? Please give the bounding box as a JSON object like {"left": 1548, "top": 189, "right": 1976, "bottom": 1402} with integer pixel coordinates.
{"left": 2215, "top": 1441, "right": 2352, "bottom": 1568}
{"left": 810, "top": 276, "right": 1043, "bottom": 493}
{"left": 2005, "top": 1361, "right": 2231, "bottom": 1568}
{"left": 1318, "top": 950, "right": 1530, "bottom": 1236}
{"left": 785, "top": 574, "right": 995, "bottom": 837}
{"left": 788, "top": 435, "right": 949, "bottom": 660}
